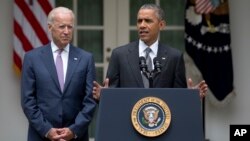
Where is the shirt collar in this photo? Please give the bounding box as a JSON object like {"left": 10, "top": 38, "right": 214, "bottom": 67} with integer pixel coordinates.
{"left": 139, "top": 39, "right": 158, "bottom": 56}
{"left": 51, "top": 41, "right": 70, "bottom": 53}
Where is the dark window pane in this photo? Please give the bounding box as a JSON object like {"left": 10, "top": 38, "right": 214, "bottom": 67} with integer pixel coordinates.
{"left": 130, "top": 30, "right": 138, "bottom": 42}
{"left": 77, "top": 30, "right": 103, "bottom": 63}
{"left": 160, "top": 30, "right": 185, "bottom": 51}
{"left": 77, "top": 0, "right": 103, "bottom": 25}
{"left": 160, "top": 0, "right": 185, "bottom": 25}
{"left": 55, "top": 0, "right": 73, "bottom": 9}
{"left": 95, "top": 67, "right": 104, "bottom": 84}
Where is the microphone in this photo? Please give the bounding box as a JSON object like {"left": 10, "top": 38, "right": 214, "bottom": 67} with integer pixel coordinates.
{"left": 139, "top": 56, "right": 148, "bottom": 73}
{"left": 153, "top": 57, "right": 161, "bottom": 73}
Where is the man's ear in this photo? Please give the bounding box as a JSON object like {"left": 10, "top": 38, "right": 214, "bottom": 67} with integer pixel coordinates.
{"left": 48, "top": 23, "right": 52, "bottom": 32}
{"left": 159, "top": 20, "right": 166, "bottom": 30}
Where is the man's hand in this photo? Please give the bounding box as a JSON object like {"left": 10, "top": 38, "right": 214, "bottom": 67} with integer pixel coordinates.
{"left": 47, "top": 128, "right": 63, "bottom": 141}
{"left": 47, "top": 128, "right": 75, "bottom": 141}
{"left": 187, "top": 78, "right": 208, "bottom": 99}
{"left": 55, "top": 128, "right": 74, "bottom": 141}
{"left": 93, "top": 78, "right": 109, "bottom": 101}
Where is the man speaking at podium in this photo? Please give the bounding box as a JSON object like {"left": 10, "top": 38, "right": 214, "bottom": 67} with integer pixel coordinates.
{"left": 93, "top": 4, "right": 207, "bottom": 100}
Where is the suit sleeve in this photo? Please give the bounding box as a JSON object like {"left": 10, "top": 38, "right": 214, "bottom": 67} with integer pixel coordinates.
{"left": 173, "top": 53, "right": 187, "bottom": 88}
{"left": 106, "top": 49, "right": 120, "bottom": 87}
{"left": 69, "top": 54, "right": 97, "bottom": 138}
{"left": 21, "top": 53, "right": 53, "bottom": 137}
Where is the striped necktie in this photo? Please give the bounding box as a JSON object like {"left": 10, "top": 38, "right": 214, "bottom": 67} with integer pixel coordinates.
{"left": 145, "top": 47, "right": 152, "bottom": 71}
{"left": 142, "top": 47, "right": 152, "bottom": 88}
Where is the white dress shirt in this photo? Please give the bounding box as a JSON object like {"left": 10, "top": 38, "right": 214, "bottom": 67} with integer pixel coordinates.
{"left": 139, "top": 39, "right": 159, "bottom": 69}
{"left": 51, "top": 41, "right": 69, "bottom": 82}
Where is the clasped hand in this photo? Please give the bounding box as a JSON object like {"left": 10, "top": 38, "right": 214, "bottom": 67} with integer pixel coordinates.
{"left": 47, "top": 128, "right": 74, "bottom": 141}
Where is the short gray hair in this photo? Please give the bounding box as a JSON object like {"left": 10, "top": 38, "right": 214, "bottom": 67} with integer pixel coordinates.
{"left": 140, "top": 4, "right": 165, "bottom": 21}
{"left": 47, "top": 7, "right": 75, "bottom": 24}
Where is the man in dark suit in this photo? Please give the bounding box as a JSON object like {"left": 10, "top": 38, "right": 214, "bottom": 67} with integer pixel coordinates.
{"left": 21, "top": 7, "right": 96, "bottom": 141}
{"left": 93, "top": 4, "right": 207, "bottom": 100}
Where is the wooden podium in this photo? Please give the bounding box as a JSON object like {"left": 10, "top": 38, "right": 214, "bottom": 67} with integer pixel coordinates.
{"left": 95, "top": 88, "right": 204, "bottom": 141}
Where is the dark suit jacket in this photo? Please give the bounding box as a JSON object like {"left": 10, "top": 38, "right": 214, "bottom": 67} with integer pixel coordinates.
{"left": 106, "top": 40, "right": 187, "bottom": 88}
{"left": 21, "top": 43, "right": 96, "bottom": 141}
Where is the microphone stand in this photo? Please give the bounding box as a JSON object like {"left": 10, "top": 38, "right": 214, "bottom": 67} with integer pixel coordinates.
{"left": 140, "top": 57, "right": 161, "bottom": 88}
{"left": 149, "top": 58, "right": 161, "bottom": 88}
{"left": 146, "top": 67, "right": 161, "bottom": 88}
{"left": 148, "top": 72, "right": 154, "bottom": 88}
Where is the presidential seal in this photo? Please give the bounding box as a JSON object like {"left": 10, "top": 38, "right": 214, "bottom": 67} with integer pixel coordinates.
{"left": 131, "top": 97, "right": 171, "bottom": 137}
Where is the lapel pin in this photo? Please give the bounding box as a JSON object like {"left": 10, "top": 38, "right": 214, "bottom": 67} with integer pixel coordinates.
{"left": 74, "top": 58, "right": 78, "bottom": 60}
{"left": 162, "top": 57, "right": 166, "bottom": 60}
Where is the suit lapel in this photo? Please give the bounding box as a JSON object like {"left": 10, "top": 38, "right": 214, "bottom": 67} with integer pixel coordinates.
{"left": 157, "top": 43, "right": 168, "bottom": 68}
{"left": 63, "top": 45, "right": 80, "bottom": 92}
{"left": 40, "top": 44, "right": 61, "bottom": 92}
{"left": 153, "top": 43, "right": 169, "bottom": 85}
{"left": 127, "top": 41, "right": 144, "bottom": 87}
